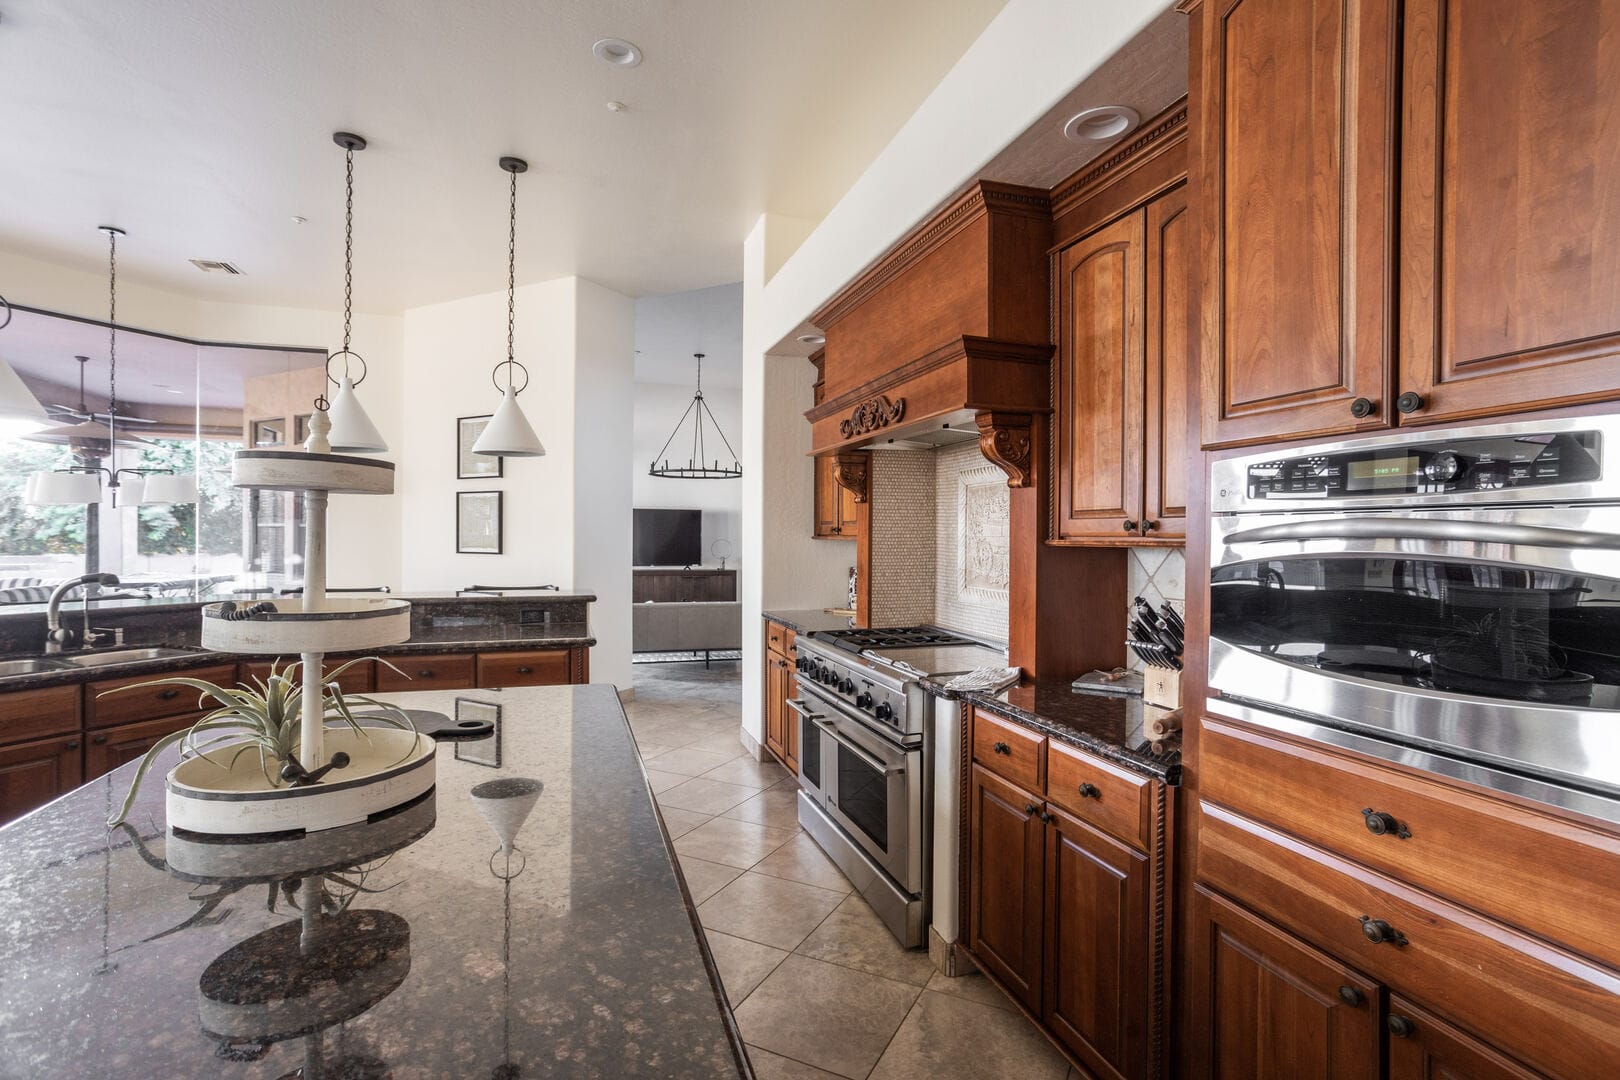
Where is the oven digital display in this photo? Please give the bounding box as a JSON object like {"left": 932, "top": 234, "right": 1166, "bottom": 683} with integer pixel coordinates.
{"left": 1347, "top": 455, "right": 1421, "bottom": 491}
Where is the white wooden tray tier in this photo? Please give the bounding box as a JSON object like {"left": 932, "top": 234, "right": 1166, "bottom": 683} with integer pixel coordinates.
{"left": 232, "top": 450, "right": 396, "bottom": 494}
{"left": 200, "top": 598, "right": 411, "bottom": 653}
{"left": 166, "top": 728, "right": 436, "bottom": 835}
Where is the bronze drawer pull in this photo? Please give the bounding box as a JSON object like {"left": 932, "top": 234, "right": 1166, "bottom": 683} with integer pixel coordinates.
{"left": 1077, "top": 783, "right": 1101, "bottom": 799}
{"left": 1388, "top": 1015, "right": 1415, "bottom": 1039}
{"left": 1361, "top": 808, "right": 1410, "bottom": 839}
{"left": 158, "top": 689, "right": 180, "bottom": 701}
{"left": 1337, "top": 985, "right": 1364, "bottom": 1007}
{"left": 65, "top": 739, "right": 80, "bottom": 750}
{"left": 992, "top": 741, "right": 1011, "bottom": 755}
{"left": 418, "top": 670, "right": 434, "bottom": 678}
{"left": 91, "top": 734, "right": 108, "bottom": 745}
{"left": 516, "top": 666, "right": 533, "bottom": 674}
{"left": 1358, "top": 916, "right": 1407, "bottom": 947}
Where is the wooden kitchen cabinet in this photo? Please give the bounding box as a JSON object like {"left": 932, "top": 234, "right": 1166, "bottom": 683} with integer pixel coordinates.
{"left": 1053, "top": 185, "right": 1189, "bottom": 544}
{"left": 969, "top": 763, "right": 1047, "bottom": 1013}
{"left": 0, "top": 734, "right": 82, "bottom": 825}
{"left": 813, "top": 455, "right": 858, "bottom": 539}
{"left": 1397, "top": 0, "right": 1620, "bottom": 426}
{"left": 475, "top": 649, "right": 571, "bottom": 688}
{"left": 1187, "top": 885, "right": 1381, "bottom": 1080}
{"left": 239, "top": 658, "right": 374, "bottom": 695}
{"left": 374, "top": 653, "right": 476, "bottom": 692}
{"left": 0, "top": 684, "right": 81, "bottom": 745}
{"left": 762, "top": 622, "right": 798, "bottom": 774}
{"left": 85, "top": 663, "right": 238, "bottom": 729}
{"left": 1386, "top": 997, "right": 1544, "bottom": 1080}
{"left": 85, "top": 713, "right": 201, "bottom": 781}
{"left": 1191, "top": 0, "right": 1398, "bottom": 448}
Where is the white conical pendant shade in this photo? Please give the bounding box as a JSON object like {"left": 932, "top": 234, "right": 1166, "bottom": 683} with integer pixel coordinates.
{"left": 0, "top": 357, "right": 48, "bottom": 434}
{"left": 472, "top": 386, "right": 545, "bottom": 457}
{"left": 470, "top": 777, "right": 544, "bottom": 855}
{"left": 326, "top": 376, "right": 387, "bottom": 454}
{"left": 29, "top": 470, "right": 100, "bottom": 505}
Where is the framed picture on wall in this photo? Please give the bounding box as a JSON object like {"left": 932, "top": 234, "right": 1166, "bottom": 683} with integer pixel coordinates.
{"left": 457, "top": 415, "right": 503, "bottom": 479}
{"left": 457, "top": 491, "right": 503, "bottom": 554}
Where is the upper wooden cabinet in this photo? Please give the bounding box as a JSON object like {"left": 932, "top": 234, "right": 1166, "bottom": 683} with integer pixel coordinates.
{"left": 1193, "top": 0, "right": 1620, "bottom": 446}
{"left": 1397, "top": 0, "right": 1620, "bottom": 425}
{"left": 813, "top": 455, "right": 858, "bottom": 539}
{"left": 1054, "top": 185, "right": 1189, "bottom": 544}
{"left": 1193, "top": 0, "right": 1399, "bottom": 448}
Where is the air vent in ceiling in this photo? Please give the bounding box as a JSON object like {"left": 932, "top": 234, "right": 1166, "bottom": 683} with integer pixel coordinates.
{"left": 189, "top": 259, "right": 242, "bottom": 274}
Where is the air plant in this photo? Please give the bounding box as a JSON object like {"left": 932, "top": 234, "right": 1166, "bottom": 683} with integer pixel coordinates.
{"left": 106, "top": 657, "right": 419, "bottom": 827}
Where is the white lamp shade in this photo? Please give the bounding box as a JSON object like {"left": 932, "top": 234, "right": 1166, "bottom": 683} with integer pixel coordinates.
{"left": 141, "top": 474, "right": 198, "bottom": 504}
{"left": 116, "top": 475, "right": 145, "bottom": 506}
{"left": 0, "top": 357, "right": 49, "bottom": 433}
{"left": 472, "top": 386, "right": 545, "bottom": 457}
{"left": 29, "top": 470, "right": 100, "bottom": 505}
{"left": 326, "top": 376, "right": 387, "bottom": 454}
{"left": 23, "top": 472, "right": 40, "bottom": 502}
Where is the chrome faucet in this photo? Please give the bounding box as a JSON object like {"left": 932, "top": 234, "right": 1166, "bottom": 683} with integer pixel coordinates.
{"left": 45, "top": 573, "right": 120, "bottom": 653}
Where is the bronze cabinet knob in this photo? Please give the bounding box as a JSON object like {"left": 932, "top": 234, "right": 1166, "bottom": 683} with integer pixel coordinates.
{"left": 1122, "top": 519, "right": 1138, "bottom": 532}
{"left": 1141, "top": 520, "right": 1159, "bottom": 532}
{"left": 517, "top": 666, "right": 533, "bottom": 674}
{"left": 1024, "top": 803, "right": 1039, "bottom": 816}
{"left": 418, "top": 670, "right": 434, "bottom": 678}
{"left": 1337, "top": 985, "right": 1364, "bottom": 1007}
{"left": 1361, "top": 808, "right": 1410, "bottom": 839}
{"left": 1078, "top": 783, "right": 1101, "bottom": 799}
{"left": 65, "top": 739, "right": 80, "bottom": 750}
{"left": 1358, "top": 915, "right": 1408, "bottom": 947}
{"left": 992, "top": 741, "right": 1011, "bottom": 755}
{"left": 1388, "top": 1015, "right": 1415, "bottom": 1039}
{"left": 1395, "top": 391, "right": 1425, "bottom": 414}
{"left": 1350, "top": 396, "right": 1375, "bottom": 418}
{"left": 91, "top": 734, "right": 108, "bottom": 745}
{"left": 158, "top": 689, "right": 180, "bottom": 700}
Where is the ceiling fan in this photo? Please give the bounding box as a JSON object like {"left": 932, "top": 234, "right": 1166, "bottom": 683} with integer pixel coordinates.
{"left": 42, "top": 354, "right": 158, "bottom": 426}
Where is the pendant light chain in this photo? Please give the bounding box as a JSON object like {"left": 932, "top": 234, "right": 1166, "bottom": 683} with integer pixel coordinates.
{"left": 342, "top": 143, "right": 355, "bottom": 356}
{"left": 507, "top": 165, "right": 517, "bottom": 383}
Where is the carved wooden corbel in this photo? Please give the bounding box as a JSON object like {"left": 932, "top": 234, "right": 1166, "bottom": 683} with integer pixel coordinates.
{"left": 831, "top": 452, "right": 869, "bottom": 504}
{"left": 974, "top": 411, "right": 1035, "bottom": 489}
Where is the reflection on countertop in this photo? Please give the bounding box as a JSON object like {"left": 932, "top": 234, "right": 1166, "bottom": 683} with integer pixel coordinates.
{"left": 0, "top": 684, "right": 749, "bottom": 1079}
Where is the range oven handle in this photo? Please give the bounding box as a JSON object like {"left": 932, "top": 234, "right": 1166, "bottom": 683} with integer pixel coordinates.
{"left": 1224, "top": 517, "right": 1620, "bottom": 550}
{"left": 809, "top": 716, "right": 905, "bottom": 775}
{"left": 785, "top": 698, "right": 822, "bottom": 722}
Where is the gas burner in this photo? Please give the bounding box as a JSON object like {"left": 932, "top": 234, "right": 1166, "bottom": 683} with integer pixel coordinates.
{"left": 818, "top": 626, "right": 976, "bottom": 653}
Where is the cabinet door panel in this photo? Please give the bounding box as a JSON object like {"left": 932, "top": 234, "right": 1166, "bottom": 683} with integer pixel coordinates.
{"left": 1387, "top": 997, "right": 1545, "bottom": 1080}
{"left": 1399, "top": 0, "right": 1620, "bottom": 424}
{"left": 1056, "top": 209, "right": 1145, "bottom": 539}
{"left": 0, "top": 735, "right": 82, "bottom": 827}
{"left": 1045, "top": 807, "right": 1148, "bottom": 1080}
{"left": 1144, "top": 185, "right": 1189, "bottom": 540}
{"left": 1197, "top": 0, "right": 1397, "bottom": 447}
{"left": 1188, "top": 886, "right": 1380, "bottom": 1080}
{"left": 85, "top": 713, "right": 202, "bottom": 781}
{"left": 969, "top": 764, "right": 1045, "bottom": 1012}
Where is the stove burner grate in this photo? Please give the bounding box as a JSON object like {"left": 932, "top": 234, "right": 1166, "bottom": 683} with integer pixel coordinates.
{"left": 819, "top": 626, "right": 976, "bottom": 653}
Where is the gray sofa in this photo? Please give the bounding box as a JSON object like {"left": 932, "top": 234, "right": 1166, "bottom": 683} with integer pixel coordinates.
{"left": 632, "top": 601, "right": 742, "bottom": 664}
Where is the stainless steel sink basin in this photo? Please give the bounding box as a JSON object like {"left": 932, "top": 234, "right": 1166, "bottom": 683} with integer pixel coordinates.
{"left": 0, "top": 658, "right": 70, "bottom": 677}
{"left": 62, "top": 647, "right": 198, "bottom": 668}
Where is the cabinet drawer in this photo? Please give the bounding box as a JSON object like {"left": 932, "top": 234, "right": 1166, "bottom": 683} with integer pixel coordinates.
{"left": 1202, "top": 714, "right": 1620, "bottom": 973}
{"left": 973, "top": 708, "right": 1046, "bottom": 791}
{"left": 1046, "top": 739, "right": 1151, "bottom": 851}
{"left": 0, "top": 684, "right": 82, "bottom": 746}
{"left": 1199, "top": 802, "right": 1620, "bottom": 1080}
{"left": 85, "top": 712, "right": 204, "bottom": 781}
{"left": 476, "top": 650, "right": 571, "bottom": 688}
{"left": 374, "top": 653, "right": 475, "bottom": 692}
{"left": 765, "top": 621, "right": 794, "bottom": 655}
{"left": 239, "top": 659, "right": 374, "bottom": 696}
{"left": 86, "top": 663, "right": 239, "bottom": 729}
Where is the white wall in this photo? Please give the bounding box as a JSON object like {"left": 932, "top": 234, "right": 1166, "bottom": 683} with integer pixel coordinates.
{"left": 634, "top": 380, "right": 744, "bottom": 567}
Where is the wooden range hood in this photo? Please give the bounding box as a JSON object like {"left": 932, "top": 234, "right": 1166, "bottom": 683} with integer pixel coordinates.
{"left": 806, "top": 181, "right": 1054, "bottom": 460}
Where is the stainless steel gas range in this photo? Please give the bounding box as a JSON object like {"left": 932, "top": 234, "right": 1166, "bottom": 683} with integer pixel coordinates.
{"left": 791, "top": 625, "right": 1007, "bottom": 947}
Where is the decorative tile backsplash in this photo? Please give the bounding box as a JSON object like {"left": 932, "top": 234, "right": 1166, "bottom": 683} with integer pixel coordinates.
{"left": 869, "top": 450, "right": 937, "bottom": 626}
{"left": 1126, "top": 546, "right": 1186, "bottom": 671}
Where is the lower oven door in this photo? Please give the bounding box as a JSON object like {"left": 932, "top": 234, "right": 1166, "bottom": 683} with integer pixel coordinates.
{"left": 795, "top": 689, "right": 923, "bottom": 894}
{"left": 1210, "top": 506, "right": 1620, "bottom": 796}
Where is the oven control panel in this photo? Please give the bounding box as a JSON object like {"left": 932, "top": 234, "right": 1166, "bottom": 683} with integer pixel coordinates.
{"left": 795, "top": 653, "right": 910, "bottom": 736}
{"left": 1243, "top": 430, "right": 1601, "bottom": 500}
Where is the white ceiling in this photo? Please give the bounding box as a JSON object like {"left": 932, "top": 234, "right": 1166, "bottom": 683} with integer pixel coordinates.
{"left": 0, "top": 0, "right": 1008, "bottom": 314}
{"left": 634, "top": 283, "right": 742, "bottom": 389}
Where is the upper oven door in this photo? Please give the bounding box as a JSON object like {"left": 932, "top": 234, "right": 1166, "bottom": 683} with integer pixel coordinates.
{"left": 1209, "top": 506, "right": 1620, "bottom": 795}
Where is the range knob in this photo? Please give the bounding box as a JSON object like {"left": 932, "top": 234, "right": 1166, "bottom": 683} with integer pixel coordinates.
{"left": 855, "top": 691, "right": 873, "bottom": 710}
{"left": 1424, "top": 451, "right": 1462, "bottom": 483}
{"left": 821, "top": 668, "right": 838, "bottom": 685}
{"left": 796, "top": 656, "right": 812, "bottom": 674}
{"left": 874, "top": 702, "right": 894, "bottom": 723}
{"left": 839, "top": 677, "right": 856, "bottom": 694}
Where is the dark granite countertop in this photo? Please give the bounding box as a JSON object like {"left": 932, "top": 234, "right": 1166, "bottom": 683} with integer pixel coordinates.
{"left": 0, "top": 590, "right": 598, "bottom": 620}
{"left": 0, "top": 684, "right": 750, "bottom": 1078}
{"left": 0, "top": 623, "right": 596, "bottom": 694}
{"left": 965, "top": 679, "right": 1182, "bottom": 784}
{"left": 761, "top": 609, "right": 856, "bottom": 634}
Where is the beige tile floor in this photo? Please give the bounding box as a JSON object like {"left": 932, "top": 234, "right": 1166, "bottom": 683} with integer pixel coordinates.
{"left": 626, "top": 661, "right": 1082, "bottom": 1080}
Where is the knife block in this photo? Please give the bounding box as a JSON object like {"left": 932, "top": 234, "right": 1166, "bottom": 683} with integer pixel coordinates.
{"left": 1144, "top": 666, "right": 1182, "bottom": 709}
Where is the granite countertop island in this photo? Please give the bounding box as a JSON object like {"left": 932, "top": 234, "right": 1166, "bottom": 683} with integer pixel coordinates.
{"left": 0, "top": 684, "right": 750, "bottom": 1078}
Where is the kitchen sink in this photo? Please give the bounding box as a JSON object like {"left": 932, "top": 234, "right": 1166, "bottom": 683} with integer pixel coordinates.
{"left": 0, "top": 658, "right": 70, "bottom": 677}
{"left": 61, "top": 647, "right": 200, "bottom": 668}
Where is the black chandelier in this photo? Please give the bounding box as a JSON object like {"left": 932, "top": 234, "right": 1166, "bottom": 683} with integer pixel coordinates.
{"left": 648, "top": 353, "right": 741, "bottom": 479}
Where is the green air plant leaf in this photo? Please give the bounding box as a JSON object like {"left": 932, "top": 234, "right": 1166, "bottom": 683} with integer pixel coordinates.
{"left": 103, "top": 658, "right": 421, "bottom": 827}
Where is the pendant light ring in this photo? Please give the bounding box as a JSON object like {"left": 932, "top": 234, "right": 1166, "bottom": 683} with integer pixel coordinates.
{"left": 0, "top": 293, "right": 10, "bottom": 332}
{"left": 491, "top": 359, "right": 530, "bottom": 396}
{"left": 326, "top": 348, "right": 368, "bottom": 388}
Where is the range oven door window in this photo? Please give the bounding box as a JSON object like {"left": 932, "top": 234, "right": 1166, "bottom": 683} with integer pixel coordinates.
{"left": 1211, "top": 555, "right": 1620, "bottom": 709}
{"left": 835, "top": 740, "right": 889, "bottom": 852}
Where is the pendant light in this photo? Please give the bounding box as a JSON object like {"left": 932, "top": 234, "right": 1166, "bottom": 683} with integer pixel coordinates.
{"left": 324, "top": 132, "right": 387, "bottom": 454}
{"left": 471, "top": 157, "right": 545, "bottom": 458}
{"left": 27, "top": 228, "right": 180, "bottom": 506}
{"left": 0, "top": 294, "right": 50, "bottom": 435}
{"left": 648, "top": 353, "right": 741, "bottom": 479}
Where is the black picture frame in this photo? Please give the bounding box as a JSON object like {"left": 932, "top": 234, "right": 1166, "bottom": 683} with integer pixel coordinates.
{"left": 457, "top": 490, "right": 503, "bottom": 554}
{"left": 453, "top": 698, "right": 503, "bottom": 767}
{"left": 457, "top": 415, "right": 504, "bottom": 479}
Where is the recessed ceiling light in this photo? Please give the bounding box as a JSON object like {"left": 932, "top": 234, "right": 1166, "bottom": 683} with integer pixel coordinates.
{"left": 290, "top": 215, "right": 307, "bottom": 225}
{"left": 797, "top": 333, "right": 825, "bottom": 345}
{"left": 1063, "top": 105, "right": 1141, "bottom": 143}
{"left": 189, "top": 258, "right": 242, "bottom": 275}
{"left": 592, "top": 37, "right": 642, "bottom": 67}
{"left": 606, "top": 100, "right": 627, "bottom": 113}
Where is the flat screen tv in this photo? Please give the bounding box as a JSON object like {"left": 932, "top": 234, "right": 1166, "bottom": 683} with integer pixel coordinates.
{"left": 634, "top": 508, "right": 702, "bottom": 566}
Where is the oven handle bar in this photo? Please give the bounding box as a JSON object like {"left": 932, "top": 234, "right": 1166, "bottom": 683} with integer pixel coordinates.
{"left": 1224, "top": 517, "right": 1620, "bottom": 550}
{"left": 810, "top": 716, "right": 905, "bottom": 775}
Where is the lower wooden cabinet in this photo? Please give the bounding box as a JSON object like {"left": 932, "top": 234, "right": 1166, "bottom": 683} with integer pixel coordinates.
{"left": 475, "top": 649, "right": 571, "bottom": 688}
{"left": 969, "top": 764, "right": 1046, "bottom": 1012}
{"left": 0, "top": 734, "right": 83, "bottom": 825}
{"left": 1187, "top": 886, "right": 1380, "bottom": 1080}
{"left": 763, "top": 650, "right": 798, "bottom": 774}
{"left": 1386, "top": 997, "right": 1543, "bottom": 1080}
{"left": 239, "top": 658, "right": 374, "bottom": 695}
{"left": 85, "top": 713, "right": 202, "bottom": 781}
{"left": 374, "top": 653, "right": 476, "bottom": 692}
